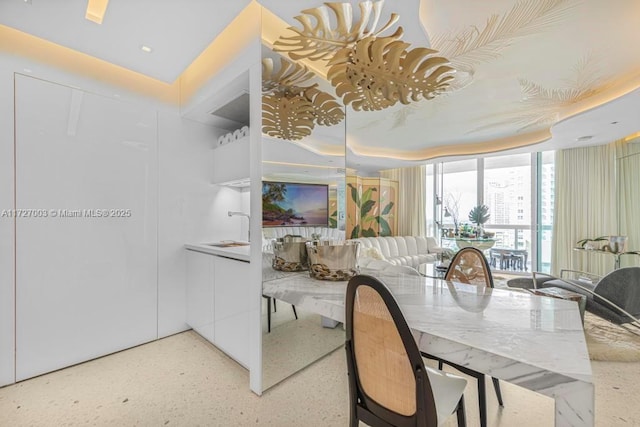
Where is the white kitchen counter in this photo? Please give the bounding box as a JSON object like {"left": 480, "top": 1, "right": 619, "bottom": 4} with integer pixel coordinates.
{"left": 184, "top": 242, "right": 250, "bottom": 262}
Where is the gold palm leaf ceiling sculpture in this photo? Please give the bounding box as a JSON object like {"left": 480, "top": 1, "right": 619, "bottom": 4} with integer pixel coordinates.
{"left": 262, "top": 57, "right": 345, "bottom": 140}
{"left": 274, "top": 0, "right": 455, "bottom": 112}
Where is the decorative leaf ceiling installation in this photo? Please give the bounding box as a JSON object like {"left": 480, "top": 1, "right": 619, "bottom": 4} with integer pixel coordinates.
{"left": 262, "top": 56, "right": 315, "bottom": 93}
{"left": 304, "top": 86, "right": 345, "bottom": 126}
{"left": 274, "top": 0, "right": 454, "bottom": 111}
{"left": 327, "top": 35, "right": 454, "bottom": 111}
{"left": 261, "top": 57, "right": 345, "bottom": 141}
{"left": 262, "top": 94, "right": 316, "bottom": 141}
{"left": 273, "top": 1, "right": 400, "bottom": 61}
{"left": 367, "top": 0, "right": 579, "bottom": 129}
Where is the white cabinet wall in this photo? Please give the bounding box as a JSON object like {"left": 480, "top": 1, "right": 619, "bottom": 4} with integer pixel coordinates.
{"left": 186, "top": 251, "right": 250, "bottom": 368}
{"left": 14, "top": 75, "right": 158, "bottom": 381}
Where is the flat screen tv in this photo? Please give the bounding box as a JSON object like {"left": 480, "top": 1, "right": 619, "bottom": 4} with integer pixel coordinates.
{"left": 262, "top": 181, "right": 329, "bottom": 227}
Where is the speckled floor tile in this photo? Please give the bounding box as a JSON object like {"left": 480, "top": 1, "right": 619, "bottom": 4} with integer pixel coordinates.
{"left": 0, "top": 329, "right": 638, "bottom": 426}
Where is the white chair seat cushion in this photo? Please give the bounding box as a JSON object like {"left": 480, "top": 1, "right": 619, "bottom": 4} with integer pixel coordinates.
{"left": 425, "top": 366, "right": 467, "bottom": 426}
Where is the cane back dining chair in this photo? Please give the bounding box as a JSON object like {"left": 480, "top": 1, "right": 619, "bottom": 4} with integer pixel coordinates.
{"left": 425, "top": 247, "right": 503, "bottom": 427}
{"left": 345, "top": 274, "right": 468, "bottom": 427}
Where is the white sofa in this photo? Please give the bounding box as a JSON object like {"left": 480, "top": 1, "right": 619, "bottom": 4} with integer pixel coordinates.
{"left": 353, "top": 236, "right": 444, "bottom": 269}
{"left": 262, "top": 226, "right": 345, "bottom": 252}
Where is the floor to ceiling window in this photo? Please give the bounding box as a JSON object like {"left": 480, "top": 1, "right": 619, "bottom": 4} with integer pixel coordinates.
{"left": 538, "top": 151, "right": 555, "bottom": 273}
{"left": 483, "top": 154, "right": 532, "bottom": 271}
{"left": 440, "top": 159, "right": 477, "bottom": 236}
{"left": 433, "top": 152, "right": 555, "bottom": 273}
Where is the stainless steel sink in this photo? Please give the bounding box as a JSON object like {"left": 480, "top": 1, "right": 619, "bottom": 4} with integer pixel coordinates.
{"left": 204, "top": 242, "right": 250, "bottom": 248}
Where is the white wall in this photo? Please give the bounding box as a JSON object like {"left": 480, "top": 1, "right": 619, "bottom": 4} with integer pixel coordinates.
{"left": 0, "top": 52, "right": 244, "bottom": 386}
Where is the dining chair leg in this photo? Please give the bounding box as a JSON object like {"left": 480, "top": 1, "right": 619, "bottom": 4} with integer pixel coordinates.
{"left": 267, "top": 297, "right": 272, "bottom": 333}
{"left": 477, "top": 374, "right": 487, "bottom": 427}
{"left": 292, "top": 305, "right": 298, "bottom": 319}
{"left": 456, "top": 396, "right": 467, "bottom": 427}
{"left": 492, "top": 377, "right": 504, "bottom": 406}
{"left": 438, "top": 360, "right": 443, "bottom": 370}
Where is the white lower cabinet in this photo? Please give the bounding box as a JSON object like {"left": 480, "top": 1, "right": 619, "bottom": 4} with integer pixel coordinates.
{"left": 186, "top": 251, "right": 215, "bottom": 343}
{"left": 213, "top": 256, "right": 250, "bottom": 367}
{"left": 186, "top": 251, "right": 250, "bottom": 368}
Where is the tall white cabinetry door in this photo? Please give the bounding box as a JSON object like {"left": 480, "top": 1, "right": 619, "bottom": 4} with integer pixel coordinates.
{"left": 14, "top": 75, "right": 158, "bottom": 381}
{"left": 186, "top": 250, "right": 215, "bottom": 342}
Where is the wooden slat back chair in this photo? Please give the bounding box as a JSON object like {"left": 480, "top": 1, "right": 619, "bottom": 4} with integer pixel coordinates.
{"left": 436, "top": 247, "right": 503, "bottom": 427}
{"left": 345, "top": 274, "right": 467, "bottom": 427}
{"left": 445, "top": 247, "right": 494, "bottom": 288}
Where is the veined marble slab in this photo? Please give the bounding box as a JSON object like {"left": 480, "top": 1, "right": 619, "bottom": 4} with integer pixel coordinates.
{"left": 262, "top": 272, "right": 594, "bottom": 426}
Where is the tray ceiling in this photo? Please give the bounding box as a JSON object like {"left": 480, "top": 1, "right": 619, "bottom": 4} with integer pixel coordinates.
{"left": 2, "top": 0, "right": 639, "bottom": 164}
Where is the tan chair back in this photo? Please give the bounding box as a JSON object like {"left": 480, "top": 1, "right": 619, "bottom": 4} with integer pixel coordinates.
{"left": 353, "top": 284, "right": 416, "bottom": 415}
{"left": 445, "top": 247, "right": 494, "bottom": 288}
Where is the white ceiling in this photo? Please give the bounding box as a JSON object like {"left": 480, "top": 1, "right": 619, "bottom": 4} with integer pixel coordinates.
{"left": 350, "top": 0, "right": 640, "bottom": 154}
{"left": 2, "top": 0, "right": 639, "bottom": 171}
{"left": 0, "top": 0, "right": 251, "bottom": 82}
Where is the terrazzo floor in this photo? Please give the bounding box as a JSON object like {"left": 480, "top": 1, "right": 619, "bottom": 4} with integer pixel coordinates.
{"left": 1, "top": 325, "right": 639, "bottom": 426}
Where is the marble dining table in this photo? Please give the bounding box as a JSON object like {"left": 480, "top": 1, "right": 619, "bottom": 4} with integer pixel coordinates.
{"left": 262, "top": 271, "right": 594, "bottom": 426}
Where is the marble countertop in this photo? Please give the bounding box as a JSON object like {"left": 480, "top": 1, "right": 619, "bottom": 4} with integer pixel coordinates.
{"left": 263, "top": 272, "right": 595, "bottom": 424}
{"left": 262, "top": 273, "right": 592, "bottom": 383}
{"left": 185, "top": 242, "right": 250, "bottom": 262}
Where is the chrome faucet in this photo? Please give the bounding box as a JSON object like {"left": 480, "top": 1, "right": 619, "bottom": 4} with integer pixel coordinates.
{"left": 228, "top": 211, "right": 250, "bottom": 242}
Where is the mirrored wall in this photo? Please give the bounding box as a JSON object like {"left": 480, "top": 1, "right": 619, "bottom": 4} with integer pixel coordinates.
{"left": 260, "top": 43, "right": 347, "bottom": 391}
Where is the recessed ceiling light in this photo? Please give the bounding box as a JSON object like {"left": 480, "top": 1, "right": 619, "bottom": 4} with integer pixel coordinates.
{"left": 576, "top": 135, "right": 593, "bottom": 141}
{"left": 23, "top": 0, "right": 32, "bottom": 4}
{"left": 140, "top": 45, "right": 153, "bottom": 53}
{"left": 23, "top": 68, "right": 32, "bottom": 73}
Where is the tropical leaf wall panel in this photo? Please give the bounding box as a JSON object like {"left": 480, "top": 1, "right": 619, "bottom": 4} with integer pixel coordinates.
{"left": 346, "top": 176, "right": 397, "bottom": 238}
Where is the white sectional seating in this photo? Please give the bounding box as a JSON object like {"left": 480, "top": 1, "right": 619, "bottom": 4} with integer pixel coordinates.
{"left": 262, "top": 230, "right": 443, "bottom": 271}
{"left": 354, "top": 236, "right": 444, "bottom": 268}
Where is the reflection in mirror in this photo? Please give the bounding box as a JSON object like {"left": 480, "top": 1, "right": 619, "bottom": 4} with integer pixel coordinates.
{"left": 260, "top": 44, "right": 346, "bottom": 391}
